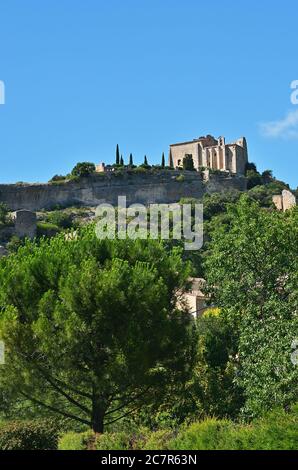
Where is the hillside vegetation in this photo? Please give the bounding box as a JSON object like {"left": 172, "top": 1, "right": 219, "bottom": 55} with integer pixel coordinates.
{"left": 0, "top": 162, "right": 297, "bottom": 450}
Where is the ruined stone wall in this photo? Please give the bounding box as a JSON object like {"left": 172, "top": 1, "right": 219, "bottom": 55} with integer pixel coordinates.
{"left": 13, "top": 210, "right": 37, "bottom": 239}
{"left": 0, "top": 171, "right": 247, "bottom": 212}
{"left": 273, "top": 190, "right": 296, "bottom": 212}
{"left": 171, "top": 142, "right": 200, "bottom": 168}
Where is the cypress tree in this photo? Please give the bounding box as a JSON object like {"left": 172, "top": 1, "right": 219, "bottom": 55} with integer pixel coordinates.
{"left": 120, "top": 155, "right": 124, "bottom": 166}
{"left": 116, "top": 144, "right": 120, "bottom": 165}
{"left": 144, "top": 155, "right": 148, "bottom": 166}
{"left": 129, "top": 153, "right": 133, "bottom": 166}
{"left": 161, "top": 152, "right": 165, "bottom": 168}
{"left": 169, "top": 150, "right": 174, "bottom": 168}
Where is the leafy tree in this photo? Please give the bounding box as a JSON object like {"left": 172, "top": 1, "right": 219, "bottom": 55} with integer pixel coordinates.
{"left": 161, "top": 153, "right": 165, "bottom": 168}
{"left": 205, "top": 196, "right": 298, "bottom": 418}
{"left": 71, "top": 162, "right": 96, "bottom": 178}
{"left": 246, "top": 170, "right": 263, "bottom": 190}
{"left": 46, "top": 211, "right": 73, "bottom": 229}
{"left": 0, "top": 231, "right": 194, "bottom": 432}
{"left": 116, "top": 145, "right": 120, "bottom": 165}
{"left": 183, "top": 154, "right": 194, "bottom": 171}
{"left": 261, "top": 169, "right": 273, "bottom": 184}
{"left": 245, "top": 162, "right": 257, "bottom": 174}
{"left": 0, "top": 203, "right": 9, "bottom": 226}
{"left": 192, "top": 311, "right": 244, "bottom": 419}
{"left": 49, "top": 175, "right": 66, "bottom": 183}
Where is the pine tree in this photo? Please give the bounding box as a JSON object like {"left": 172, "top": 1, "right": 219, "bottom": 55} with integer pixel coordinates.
{"left": 161, "top": 152, "right": 165, "bottom": 168}
{"left": 116, "top": 144, "right": 120, "bottom": 165}
{"left": 129, "top": 153, "right": 133, "bottom": 166}
{"left": 144, "top": 155, "right": 148, "bottom": 166}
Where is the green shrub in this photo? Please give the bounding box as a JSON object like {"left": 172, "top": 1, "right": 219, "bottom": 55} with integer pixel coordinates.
{"left": 6, "top": 236, "right": 23, "bottom": 253}
{"left": 0, "top": 203, "right": 13, "bottom": 228}
{"left": 37, "top": 222, "right": 61, "bottom": 238}
{"left": 49, "top": 175, "right": 66, "bottom": 183}
{"left": 71, "top": 162, "right": 96, "bottom": 178}
{"left": 241, "top": 406, "right": 298, "bottom": 450}
{"left": 58, "top": 406, "right": 298, "bottom": 451}
{"left": 58, "top": 430, "right": 130, "bottom": 451}
{"left": 133, "top": 166, "right": 149, "bottom": 174}
{"left": 169, "top": 418, "right": 230, "bottom": 450}
{"left": 169, "top": 406, "right": 298, "bottom": 450}
{"left": 176, "top": 174, "right": 185, "bottom": 182}
{"left": 0, "top": 419, "right": 60, "bottom": 450}
{"left": 140, "top": 429, "right": 174, "bottom": 450}
{"left": 95, "top": 431, "right": 131, "bottom": 450}
{"left": 58, "top": 431, "right": 93, "bottom": 450}
{"left": 46, "top": 211, "right": 73, "bottom": 229}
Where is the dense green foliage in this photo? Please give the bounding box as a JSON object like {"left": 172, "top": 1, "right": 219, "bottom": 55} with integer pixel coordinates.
{"left": 169, "top": 405, "right": 298, "bottom": 450}
{"left": 58, "top": 404, "right": 298, "bottom": 450}
{"left": 58, "top": 430, "right": 93, "bottom": 450}
{"left": 205, "top": 197, "right": 298, "bottom": 417}
{"left": 36, "top": 221, "right": 61, "bottom": 238}
{"left": 0, "top": 419, "right": 61, "bottom": 450}
{"left": 0, "top": 231, "right": 194, "bottom": 433}
{"left": 0, "top": 161, "right": 297, "bottom": 449}
{"left": 0, "top": 203, "right": 12, "bottom": 228}
{"left": 45, "top": 211, "right": 73, "bottom": 229}
{"left": 71, "top": 162, "right": 96, "bottom": 178}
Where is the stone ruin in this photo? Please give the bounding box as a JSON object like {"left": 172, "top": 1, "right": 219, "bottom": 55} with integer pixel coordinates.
{"left": 13, "top": 209, "right": 37, "bottom": 239}
{"left": 0, "top": 210, "right": 37, "bottom": 259}
{"left": 272, "top": 190, "right": 297, "bottom": 212}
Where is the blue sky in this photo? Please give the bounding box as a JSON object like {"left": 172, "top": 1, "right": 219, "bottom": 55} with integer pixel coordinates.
{"left": 0, "top": 0, "right": 297, "bottom": 188}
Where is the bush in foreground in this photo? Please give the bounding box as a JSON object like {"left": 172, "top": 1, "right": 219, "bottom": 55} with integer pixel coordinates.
{"left": 0, "top": 419, "right": 61, "bottom": 450}
{"left": 169, "top": 405, "right": 298, "bottom": 450}
{"left": 58, "top": 404, "right": 298, "bottom": 450}
{"left": 58, "top": 431, "right": 93, "bottom": 450}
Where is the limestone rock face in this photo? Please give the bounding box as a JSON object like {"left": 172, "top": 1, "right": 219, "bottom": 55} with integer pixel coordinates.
{"left": 272, "top": 195, "right": 283, "bottom": 211}
{"left": 282, "top": 190, "right": 296, "bottom": 211}
{"left": 0, "top": 172, "right": 247, "bottom": 212}
{"left": 273, "top": 190, "right": 296, "bottom": 212}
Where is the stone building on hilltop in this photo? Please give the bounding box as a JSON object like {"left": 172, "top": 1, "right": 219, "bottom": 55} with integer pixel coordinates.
{"left": 169, "top": 135, "right": 248, "bottom": 175}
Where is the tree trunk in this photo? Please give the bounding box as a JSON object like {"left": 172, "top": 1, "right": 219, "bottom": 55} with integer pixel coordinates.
{"left": 91, "top": 395, "right": 105, "bottom": 433}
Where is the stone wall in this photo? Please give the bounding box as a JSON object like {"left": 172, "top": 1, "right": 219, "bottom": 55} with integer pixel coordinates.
{"left": 273, "top": 190, "right": 296, "bottom": 212}
{"left": 13, "top": 210, "right": 37, "bottom": 239}
{"left": 0, "top": 170, "right": 247, "bottom": 212}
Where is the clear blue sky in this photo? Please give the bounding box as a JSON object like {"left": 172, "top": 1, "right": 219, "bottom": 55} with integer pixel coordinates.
{"left": 0, "top": 0, "right": 297, "bottom": 188}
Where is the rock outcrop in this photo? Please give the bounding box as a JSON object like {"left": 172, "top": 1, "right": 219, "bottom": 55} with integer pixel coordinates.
{"left": 0, "top": 170, "right": 247, "bottom": 212}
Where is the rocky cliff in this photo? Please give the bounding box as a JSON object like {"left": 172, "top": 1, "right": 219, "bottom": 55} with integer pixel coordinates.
{"left": 0, "top": 170, "right": 247, "bottom": 212}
